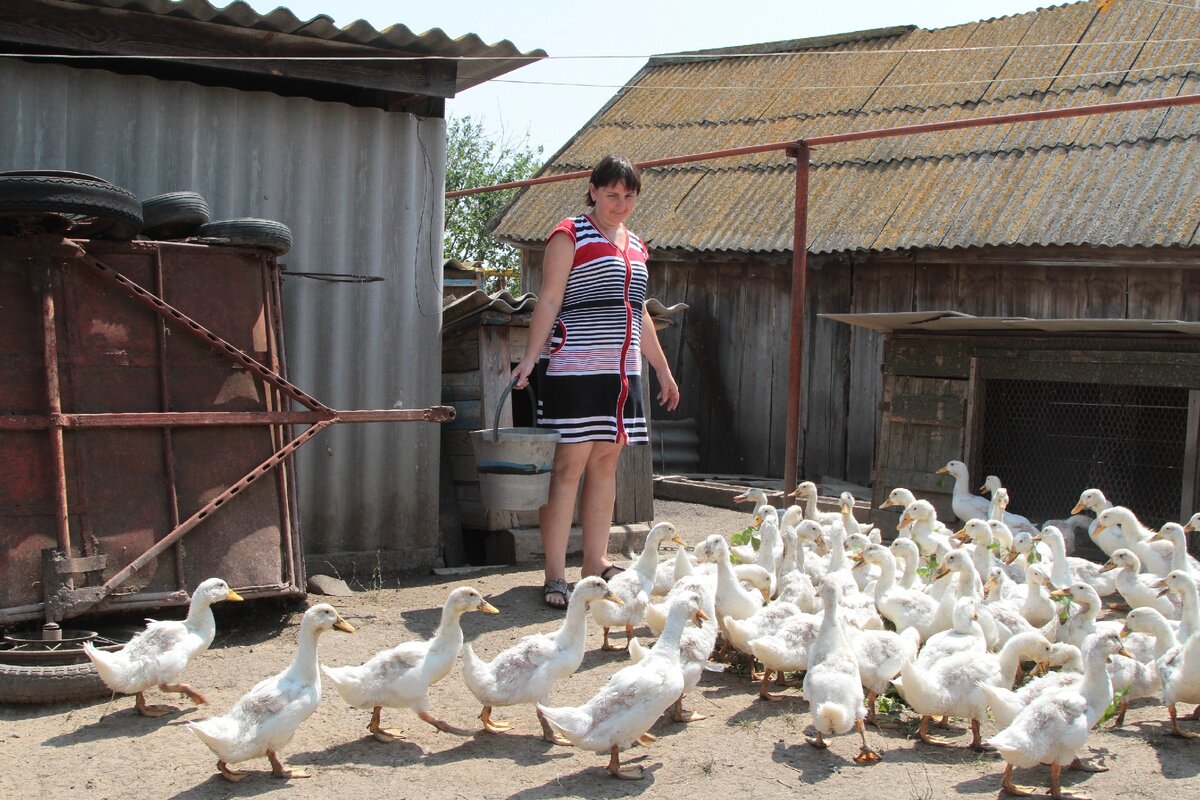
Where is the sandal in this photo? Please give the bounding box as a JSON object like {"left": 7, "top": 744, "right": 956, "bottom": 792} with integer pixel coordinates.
{"left": 599, "top": 565, "right": 625, "bottom": 582}
{"left": 542, "top": 578, "right": 571, "bottom": 609}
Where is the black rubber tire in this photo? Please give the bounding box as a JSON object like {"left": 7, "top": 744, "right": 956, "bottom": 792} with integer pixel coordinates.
{"left": 0, "top": 172, "right": 142, "bottom": 240}
{"left": 141, "top": 191, "right": 210, "bottom": 239}
{"left": 0, "top": 662, "right": 111, "bottom": 705}
{"left": 196, "top": 218, "right": 293, "bottom": 255}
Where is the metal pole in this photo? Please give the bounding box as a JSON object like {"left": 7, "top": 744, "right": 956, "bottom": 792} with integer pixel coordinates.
{"left": 783, "top": 143, "right": 810, "bottom": 496}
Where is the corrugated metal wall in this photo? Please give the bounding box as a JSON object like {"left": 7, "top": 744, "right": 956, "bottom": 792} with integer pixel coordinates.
{"left": 0, "top": 59, "right": 447, "bottom": 572}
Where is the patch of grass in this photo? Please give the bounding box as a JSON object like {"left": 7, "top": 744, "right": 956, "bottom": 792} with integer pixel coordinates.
{"left": 700, "top": 758, "right": 715, "bottom": 776}
{"left": 734, "top": 717, "right": 762, "bottom": 731}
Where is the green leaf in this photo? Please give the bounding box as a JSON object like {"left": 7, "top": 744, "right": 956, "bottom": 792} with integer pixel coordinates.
{"left": 986, "top": 541, "right": 1001, "bottom": 551}
{"left": 1098, "top": 687, "right": 1129, "bottom": 726}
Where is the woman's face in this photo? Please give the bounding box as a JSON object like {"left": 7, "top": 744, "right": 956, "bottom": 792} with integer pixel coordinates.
{"left": 589, "top": 180, "right": 638, "bottom": 230}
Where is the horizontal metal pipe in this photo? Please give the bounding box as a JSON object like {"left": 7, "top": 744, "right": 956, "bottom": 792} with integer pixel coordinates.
{"left": 446, "top": 92, "right": 1200, "bottom": 198}
{"left": 0, "top": 407, "right": 455, "bottom": 429}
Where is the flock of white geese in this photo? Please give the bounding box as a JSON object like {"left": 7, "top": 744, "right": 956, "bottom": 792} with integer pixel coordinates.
{"left": 80, "top": 459, "right": 1199, "bottom": 796}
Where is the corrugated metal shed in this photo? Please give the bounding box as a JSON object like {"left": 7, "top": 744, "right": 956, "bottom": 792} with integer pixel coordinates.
{"left": 494, "top": 0, "right": 1200, "bottom": 254}
{"left": 0, "top": 2, "right": 544, "bottom": 572}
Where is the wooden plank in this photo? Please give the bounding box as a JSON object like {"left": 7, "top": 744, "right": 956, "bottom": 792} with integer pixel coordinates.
{"left": 441, "top": 371, "right": 481, "bottom": 403}
{"left": 963, "top": 357, "right": 984, "bottom": 479}
{"left": 449, "top": 454, "right": 481, "bottom": 484}
{"left": 767, "top": 260, "right": 792, "bottom": 477}
{"left": 1083, "top": 268, "right": 1128, "bottom": 318}
{"left": 478, "top": 326, "right": 513, "bottom": 433}
{"left": 957, "top": 263, "right": 999, "bottom": 317}
{"left": 884, "top": 337, "right": 971, "bottom": 378}
{"left": 871, "top": 371, "right": 896, "bottom": 510}
{"left": 508, "top": 326, "right": 530, "bottom": 363}
{"left": 889, "top": 394, "right": 966, "bottom": 427}
{"left": 977, "top": 358, "right": 1200, "bottom": 388}
{"left": 443, "top": 429, "right": 473, "bottom": 457}
{"left": 442, "top": 330, "right": 480, "bottom": 373}
{"left": 1127, "top": 267, "right": 1183, "bottom": 319}
{"left": 999, "top": 264, "right": 1049, "bottom": 318}
{"left": 913, "top": 263, "right": 956, "bottom": 311}
{"left": 0, "top": 0, "right": 459, "bottom": 99}
{"left": 444, "top": 400, "right": 481, "bottom": 430}
{"left": 802, "top": 259, "right": 852, "bottom": 480}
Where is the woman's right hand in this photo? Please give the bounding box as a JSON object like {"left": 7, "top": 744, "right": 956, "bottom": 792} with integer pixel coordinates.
{"left": 511, "top": 358, "right": 536, "bottom": 389}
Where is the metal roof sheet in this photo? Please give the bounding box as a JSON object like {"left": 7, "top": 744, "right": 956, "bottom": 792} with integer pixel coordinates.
{"left": 494, "top": 1, "right": 1200, "bottom": 254}
{"left": 61, "top": 0, "right": 544, "bottom": 92}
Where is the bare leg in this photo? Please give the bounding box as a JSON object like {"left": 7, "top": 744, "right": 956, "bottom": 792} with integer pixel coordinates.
{"left": 368, "top": 706, "right": 406, "bottom": 742}
{"left": 1169, "top": 704, "right": 1199, "bottom": 738}
{"left": 418, "top": 709, "right": 467, "bottom": 735}
{"left": 918, "top": 715, "right": 954, "bottom": 746}
{"left": 608, "top": 744, "right": 644, "bottom": 779}
{"left": 601, "top": 627, "right": 618, "bottom": 651}
{"left": 672, "top": 695, "right": 705, "bottom": 723}
{"left": 159, "top": 682, "right": 206, "bottom": 706}
{"left": 969, "top": 718, "right": 992, "bottom": 751}
{"left": 268, "top": 750, "right": 309, "bottom": 779}
{"left": 864, "top": 690, "right": 877, "bottom": 724}
{"left": 539, "top": 443, "right": 590, "bottom": 587}
{"left": 1051, "top": 761, "right": 1091, "bottom": 799}
{"left": 1111, "top": 699, "right": 1129, "bottom": 727}
{"left": 999, "top": 763, "right": 1038, "bottom": 796}
{"left": 579, "top": 442, "right": 623, "bottom": 578}
{"left": 759, "top": 670, "right": 785, "bottom": 701}
{"left": 134, "top": 691, "right": 176, "bottom": 717}
{"left": 935, "top": 714, "right": 951, "bottom": 729}
{"left": 538, "top": 708, "right": 572, "bottom": 745}
{"left": 853, "top": 717, "right": 882, "bottom": 765}
{"left": 480, "top": 705, "right": 512, "bottom": 734}
{"left": 217, "top": 760, "right": 246, "bottom": 782}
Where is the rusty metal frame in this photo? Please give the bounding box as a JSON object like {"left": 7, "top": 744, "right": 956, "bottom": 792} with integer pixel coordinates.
{"left": 10, "top": 237, "right": 454, "bottom": 623}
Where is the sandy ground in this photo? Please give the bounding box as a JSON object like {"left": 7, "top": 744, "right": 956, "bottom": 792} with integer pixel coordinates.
{"left": 2, "top": 499, "right": 1198, "bottom": 800}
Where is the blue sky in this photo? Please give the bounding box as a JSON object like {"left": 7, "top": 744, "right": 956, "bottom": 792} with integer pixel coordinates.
{"left": 243, "top": 0, "right": 1066, "bottom": 155}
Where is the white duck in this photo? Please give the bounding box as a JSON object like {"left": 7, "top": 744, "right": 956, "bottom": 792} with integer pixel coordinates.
{"left": 1071, "top": 488, "right": 1117, "bottom": 554}
{"left": 1015, "top": 563, "right": 1059, "bottom": 629}
{"left": 954, "top": 519, "right": 1014, "bottom": 595}
{"left": 188, "top": 603, "right": 354, "bottom": 782}
{"left": 1038, "top": 525, "right": 1117, "bottom": 597}
{"left": 856, "top": 543, "right": 939, "bottom": 640}
{"left": 693, "top": 534, "right": 765, "bottom": 644}
{"left": 774, "top": 526, "right": 818, "bottom": 610}
{"left": 838, "top": 491, "right": 877, "bottom": 540}
{"left": 788, "top": 481, "right": 841, "bottom": 527}
{"left": 462, "top": 577, "right": 619, "bottom": 743}
{"left": 1157, "top": 521, "right": 1200, "bottom": 578}
{"left": 987, "top": 688, "right": 1092, "bottom": 800}
{"left": 537, "top": 592, "right": 705, "bottom": 779}
{"left": 899, "top": 499, "right": 953, "bottom": 559}
{"left": 1109, "top": 607, "right": 1178, "bottom": 726}
{"left": 629, "top": 574, "right": 718, "bottom": 722}
{"left": 848, "top": 625, "right": 921, "bottom": 724}
{"left": 747, "top": 608, "right": 822, "bottom": 692}
{"left": 1051, "top": 581, "right": 1156, "bottom": 664}
{"left": 897, "top": 617, "right": 1051, "bottom": 749}
{"left": 802, "top": 579, "right": 881, "bottom": 764}
{"left": 1157, "top": 569, "right": 1200, "bottom": 643}
{"left": 937, "top": 460, "right": 1037, "bottom": 533}
{"left": 882, "top": 488, "right": 954, "bottom": 538}
{"left": 591, "top": 522, "right": 687, "bottom": 650}
{"left": 724, "top": 598, "right": 805, "bottom": 699}
{"left": 1155, "top": 609, "right": 1200, "bottom": 738}
{"left": 888, "top": 536, "right": 925, "bottom": 591}
{"left": 83, "top": 577, "right": 242, "bottom": 717}
{"left": 1101, "top": 548, "right": 1182, "bottom": 618}
{"left": 1093, "top": 507, "right": 1174, "bottom": 576}
{"left": 323, "top": 586, "right": 498, "bottom": 741}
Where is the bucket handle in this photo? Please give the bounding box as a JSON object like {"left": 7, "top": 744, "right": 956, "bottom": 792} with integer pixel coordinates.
{"left": 492, "top": 376, "right": 537, "bottom": 442}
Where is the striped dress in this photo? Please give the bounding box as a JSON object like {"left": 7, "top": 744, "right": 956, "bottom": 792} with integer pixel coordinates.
{"left": 537, "top": 214, "right": 648, "bottom": 444}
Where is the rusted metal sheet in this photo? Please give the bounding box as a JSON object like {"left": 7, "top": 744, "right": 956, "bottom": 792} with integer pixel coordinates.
{"left": 0, "top": 236, "right": 453, "bottom": 625}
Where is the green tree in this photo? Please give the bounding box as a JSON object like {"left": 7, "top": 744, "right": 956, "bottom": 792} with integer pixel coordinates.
{"left": 445, "top": 116, "right": 543, "bottom": 293}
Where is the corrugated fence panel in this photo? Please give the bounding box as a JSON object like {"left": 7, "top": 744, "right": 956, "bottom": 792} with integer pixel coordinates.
{"left": 0, "top": 59, "right": 446, "bottom": 570}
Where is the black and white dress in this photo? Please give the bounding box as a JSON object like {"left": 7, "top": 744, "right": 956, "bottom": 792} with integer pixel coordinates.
{"left": 537, "top": 214, "right": 649, "bottom": 445}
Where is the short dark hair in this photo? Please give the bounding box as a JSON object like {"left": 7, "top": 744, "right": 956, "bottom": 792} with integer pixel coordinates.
{"left": 585, "top": 155, "right": 641, "bottom": 206}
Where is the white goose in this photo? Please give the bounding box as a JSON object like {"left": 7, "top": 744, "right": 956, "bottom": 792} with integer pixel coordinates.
{"left": 629, "top": 574, "right": 718, "bottom": 722}
{"left": 1038, "top": 525, "right": 1117, "bottom": 597}
{"left": 1102, "top": 548, "right": 1181, "bottom": 618}
{"left": 857, "top": 543, "right": 939, "bottom": 640}
{"left": 1071, "top": 488, "right": 1117, "bottom": 555}
{"left": 189, "top": 603, "right": 354, "bottom": 782}
{"left": 537, "top": 592, "right": 705, "bottom": 779}
{"left": 802, "top": 579, "right": 882, "bottom": 764}
{"left": 693, "top": 534, "right": 765, "bottom": 647}
{"left": 899, "top": 499, "right": 953, "bottom": 559}
{"left": 936, "top": 460, "right": 1037, "bottom": 533}
{"left": 1093, "top": 507, "right": 1174, "bottom": 576}
{"left": 1157, "top": 521, "right": 1200, "bottom": 579}
{"left": 591, "top": 522, "right": 687, "bottom": 650}
{"left": 1051, "top": 581, "right": 1156, "bottom": 664}
{"left": 788, "top": 481, "right": 841, "bottom": 527}
{"left": 1109, "top": 607, "right": 1178, "bottom": 726}
{"left": 1156, "top": 569, "right": 1200, "bottom": 643}
{"left": 888, "top": 537, "right": 925, "bottom": 591}
{"left": 987, "top": 688, "right": 1092, "bottom": 800}
{"left": 461, "top": 577, "right": 618, "bottom": 743}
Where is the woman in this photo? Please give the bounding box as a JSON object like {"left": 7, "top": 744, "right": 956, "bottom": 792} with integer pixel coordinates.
{"left": 512, "top": 155, "right": 679, "bottom": 609}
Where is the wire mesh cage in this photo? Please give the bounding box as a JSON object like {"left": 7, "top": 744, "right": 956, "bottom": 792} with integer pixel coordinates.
{"left": 979, "top": 378, "right": 1188, "bottom": 528}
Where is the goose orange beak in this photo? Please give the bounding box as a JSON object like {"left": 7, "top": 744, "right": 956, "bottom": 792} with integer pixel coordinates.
{"left": 478, "top": 601, "right": 500, "bottom": 614}
{"left": 1071, "top": 501, "right": 1085, "bottom": 514}
{"left": 226, "top": 590, "right": 244, "bottom": 602}
{"left": 333, "top": 615, "right": 356, "bottom": 633}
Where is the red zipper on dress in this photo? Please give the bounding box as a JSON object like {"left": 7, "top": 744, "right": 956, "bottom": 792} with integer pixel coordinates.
{"left": 615, "top": 238, "right": 633, "bottom": 445}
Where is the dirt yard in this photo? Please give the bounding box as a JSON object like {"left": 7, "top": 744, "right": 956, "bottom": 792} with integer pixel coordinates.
{"left": 3, "top": 500, "right": 1196, "bottom": 800}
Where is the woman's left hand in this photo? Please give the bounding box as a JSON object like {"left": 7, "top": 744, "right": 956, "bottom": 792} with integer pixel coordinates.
{"left": 656, "top": 370, "right": 680, "bottom": 411}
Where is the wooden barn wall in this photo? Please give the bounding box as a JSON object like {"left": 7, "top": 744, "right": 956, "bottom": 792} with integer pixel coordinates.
{"left": 521, "top": 245, "right": 1200, "bottom": 484}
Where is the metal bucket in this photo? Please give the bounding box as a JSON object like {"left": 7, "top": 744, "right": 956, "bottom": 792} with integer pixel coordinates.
{"left": 470, "top": 377, "right": 560, "bottom": 511}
